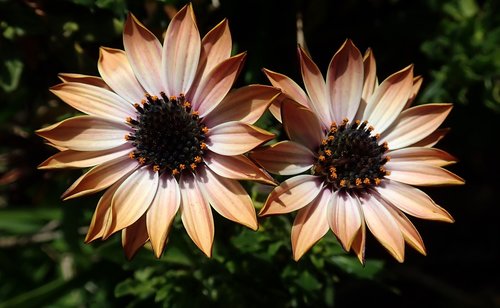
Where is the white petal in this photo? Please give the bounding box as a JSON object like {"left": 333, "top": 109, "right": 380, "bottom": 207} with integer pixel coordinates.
{"left": 146, "top": 174, "right": 180, "bottom": 258}
{"left": 179, "top": 173, "right": 214, "bottom": 257}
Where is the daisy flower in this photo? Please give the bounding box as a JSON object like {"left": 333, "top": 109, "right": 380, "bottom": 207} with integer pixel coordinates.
{"left": 37, "top": 4, "right": 278, "bottom": 259}
{"left": 251, "top": 39, "right": 464, "bottom": 263}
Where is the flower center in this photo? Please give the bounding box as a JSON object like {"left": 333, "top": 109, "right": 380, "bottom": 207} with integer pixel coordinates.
{"left": 125, "top": 93, "right": 207, "bottom": 175}
{"left": 312, "top": 118, "right": 390, "bottom": 190}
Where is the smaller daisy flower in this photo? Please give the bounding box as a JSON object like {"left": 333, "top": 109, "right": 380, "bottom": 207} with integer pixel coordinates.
{"left": 251, "top": 39, "right": 464, "bottom": 263}
{"left": 37, "top": 4, "right": 279, "bottom": 259}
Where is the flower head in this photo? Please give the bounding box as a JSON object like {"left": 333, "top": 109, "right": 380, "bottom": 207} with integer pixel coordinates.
{"left": 37, "top": 4, "right": 279, "bottom": 259}
{"left": 252, "top": 39, "right": 464, "bottom": 263}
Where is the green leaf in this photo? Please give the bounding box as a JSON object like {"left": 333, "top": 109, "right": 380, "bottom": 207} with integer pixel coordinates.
{"left": 0, "top": 59, "right": 23, "bottom": 93}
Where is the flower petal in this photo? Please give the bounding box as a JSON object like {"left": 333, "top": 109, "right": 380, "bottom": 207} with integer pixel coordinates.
{"left": 250, "top": 141, "right": 314, "bottom": 176}
{"left": 50, "top": 82, "right": 136, "bottom": 122}
{"left": 38, "top": 144, "right": 132, "bottom": 169}
{"left": 383, "top": 202, "right": 426, "bottom": 255}
{"left": 36, "top": 116, "right": 132, "bottom": 151}
{"left": 363, "top": 65, "right": 413, "bottom": 133}
{"left": 381, "top": 103, "right": 453, "bottom": 150}
{"left": 122, "top": 215, "right": 149, "bottom": 260}
{"left": 146, "top": 174, "right": 180, "bottom": 258}
{"left": 191, "top": 53, "right": 246, "bottom": 117}
{"left": 123, "top": 13, "right": 163, "bottom": 94}
{"left": 197, "top": 167, "right": 258, "bottom": 230}
{"left": 404, "top": 76, "right": 423, "bottom": 109}
{"left": 298, "top": 46, "right": 331, "bottom": 127}
{"left": 204, "top": 151, "right": 276, "bottom": 185}
{"left": 291, "top": 188, "right": 331, "bottom": 261}
{"left": 360, "top": 193, "right": 405, "bottom": 262}
{"left": 98, "top": 47, "right": 146, "bottom": 103}
{"left": 162, "top": 4, "right": 201, "bottom": 96}
{"left": 104, "top": 166, "right": 159, "bottom": 238}
{"left": 374, "top": 180, "right": 454, "bottom": 222}
{"left": 281, "top": 100, "right": 323, "bottom": 151}
{"left": 351, "top": 217, "right": 366, "bottom": 264}
{"left": 327, "top": 191, "right": 362, "bottom": 251}
{"left": 85, "top": 176, "right": 128, "bottom": 243}
{"left": 206, "top": 121, "right": 274, "bottom": 156}
{"left": 410, "top": 128, "right": 449, "bottom": 148}
{"left": 58, "top": 73, "right": 111, "bottom": 90}
{"left": 387, "top": 147, "right": 457, "bottom": 167}
{"left": 263, "top": 68, "right": 310, "bottom": 108}
{"left": 203, "top": 85, "right": 280, "bottom": 127}
{"left": 326, "top": 39, "right": 363, "bottom": 124}
{"left": 179, "top": 173, "right": 214, "bottom": 257}
{"left": 386, "top": 161, "right": 464, "bottom": 186}
{"left": 361, "top": 48, "right": 377, "bottom": 104}
{"left": 61, "top": 155, "right": 139, "bottom": 200}
{"left": 198, "top": 19, "right": 232, "bottom": 81}
{"left": 259, "top": 175, "right": 323, "bottom": 216}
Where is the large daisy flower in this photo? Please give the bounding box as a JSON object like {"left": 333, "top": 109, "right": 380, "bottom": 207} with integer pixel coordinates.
{"left": 37, "top": 4, "right": 279, "bottom": 259}
{"left": 251, "top": 40, "right": 464, "bottom": 263}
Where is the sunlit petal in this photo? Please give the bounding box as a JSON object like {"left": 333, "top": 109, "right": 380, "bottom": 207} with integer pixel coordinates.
{"left": 197, "top": 167, "right": 258, "bottom": 230}
{"left": 250, "top": 141, "right": 314, "bottom": 175}
{"left": 259, "top": 175, "right": 323, "bottom": 216}
{"left": 291, "top": 188, "right": 331, "bottom": 261}
{"left": 179, "top": 173, "right": 214, "bottom": 257}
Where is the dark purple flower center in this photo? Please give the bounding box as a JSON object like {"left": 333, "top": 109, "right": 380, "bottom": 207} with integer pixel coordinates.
{"left": 125, "top": 92, "right": 207, "bottom": 175}
{"left": 312, "top": 118, "right": 389, "bottom": 190}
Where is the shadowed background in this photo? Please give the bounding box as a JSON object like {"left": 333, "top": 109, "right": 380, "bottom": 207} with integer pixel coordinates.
{"left": 0, "top": 0, "right": 499, "bottom": 307}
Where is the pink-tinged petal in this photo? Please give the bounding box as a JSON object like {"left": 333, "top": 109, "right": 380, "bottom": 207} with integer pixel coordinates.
{"left": 85, "top": 176, "right": 128, "bottom": 243}
{"left": 123, "top": 13, "right": 163, "bottom": 94}
{"left": 61, "top": 155, "right": 138, "bottom": 200}
{"left": 326, "top": 39, "right": 364, "bottom": 124}
{"left": 298, "top": 46, "right": 332, "bottom": 127}
{"left": 375, "top": 180, "right": 454, "bottom": 222}
{"left": 361, "top": 48, "right": 377, "bottom": 104}
{"left": 250, "top": 141, "right": 314, "bottom": 175}
{"left": 410, "top": 128, "right": 449, "bottom": 148}
{"left": 381, "top": 104, "right": 453, "bottom": 150}
{"left": 259, "top": 175, "right": 323, "bottom": 216}
{"left": 38, "top": 144, "right": 132, "bottom": 169}
{"left": 281, "top": 100, "right": 323, "bottom": 151}
{"left": 50, "top": 82, "right": 136, "bottom": 122}
{"left": 179, "top": 173, "right": 214, "bottom": 257}
{"left": 196, "top": 167, "right": 258, "bottom": 230}
{"left": 198, "top": 19, "right": 232, "bottom": 81}
{"left": 146, "top": 174, "right": 180, "bottom": 258}
{"left": 206, "top": 121, "right": 274, "bottom": 156}
{"left": 263, "top": 68, "right": 310, "bottom": 108}
{"left": 162, "top": 4, "right": 201, "bottom": 96}
{"left": 103, "top": 166, "right": 159, "bottom": 238}
{"left": 327, "top": 191, "right": 362, "bottom": 251}
{"left": 351, "top": 218, "right": 366, "bottom": 264}
{"left": 386, "top": 161, "right": 464, "bottom": 186}
{"left": 291, "top": 188, "right": 331, "bottom": 261}
{"left": 387, "top": 147, "right": 457, "bottom": 167}
{"left": 58, "top": 73, "right": 111, "bottom": 90}
{"left": 36, "top": 116, "right": 132, "bottom": 151}
{"left": 122, "top": 215, "right": 149, "bottom": 260}
{"left": 98, "top": 47, "right": 146, "bottom": 103}
{"left": 360, "top": 193, "right": 405, "bottom": 262}
{"left": 404, "top": 76, "right": 423, "bottom": 109}
{"left": 266, "top": 94, "right": 284, "bottom": 122}
{"left": 204, "top": 152, "right": 276, "bottom": 185}
{"left": 383, "top": 202, "right": 426, "bottom": 255}
{"left": 363, "top": 65, "right": 414, "bottom": 133}
{"left": 191, "top": 53, "right": 246, "bottom": 117}
{"left": 203, "top": 85, "right": 280, "bottom": 127}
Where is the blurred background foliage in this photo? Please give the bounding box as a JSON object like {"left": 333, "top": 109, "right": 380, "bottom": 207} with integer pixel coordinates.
{"left": 0, "top": 0, "right": 498, "bottom": 307}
